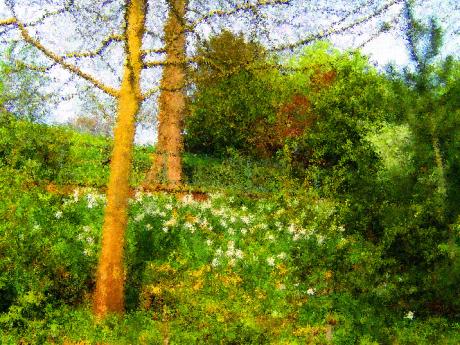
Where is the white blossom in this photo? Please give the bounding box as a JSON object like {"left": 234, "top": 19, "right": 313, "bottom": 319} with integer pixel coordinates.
{"left": 211, "top": 258, "right": 220, "bottom": 267}
{"left": 404, "top": 311, "right": 414, "bottom": 320}
{"left": 267, "top": 257, "right": 275, "bottom": 266}
{"left": 277, "top": 252, "right": 287, "bottom": 260}
{"left": 307, "top": 288, "right": 316, "bottom": 296}
{"left": 55, "top": 211, "right": 63, "bottom": 219}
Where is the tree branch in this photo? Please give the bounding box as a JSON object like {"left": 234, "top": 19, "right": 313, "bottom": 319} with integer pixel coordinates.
{"left": 188, "top": 0, "right": 290, "bottom": 30}
{"left": 13, "top": 20, "right": 119, "bottom": 97}
{"left": 271, "top": 0, "right": 404, "bottom": 51}
{"left": 64, "top": 33, "right": 123, "bottom": 58}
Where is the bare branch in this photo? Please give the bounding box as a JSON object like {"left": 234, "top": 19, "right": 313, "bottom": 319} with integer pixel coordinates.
{"left": 271, "top": 0, "right": 404, "bottom": 51}
{"left": 142, "top": 47, "right": 166, "bottom": 55}
{"left": 15, "top": 21, "right": 119, "bottom": 97}
{"left": 0, "top": 18, "right": 16, "bottom": 26}
{"left": 141, "top": 85, "right": 160, "bottom": 101}
{"left": 64, "top": 33, "right": 123, "bottom": 58}
{"left": 10, "top": 60, "right": 57, "bottom": 73}
{"left": 188, "top": 0, "right": 290, "bottom": 30}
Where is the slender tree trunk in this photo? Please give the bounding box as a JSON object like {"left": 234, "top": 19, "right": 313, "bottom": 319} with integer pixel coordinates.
{"left": 145, "top": 0, "right": 187, "bottom": 187}
{"left": 93, "top": 0, "right": 146, "bottom": 318}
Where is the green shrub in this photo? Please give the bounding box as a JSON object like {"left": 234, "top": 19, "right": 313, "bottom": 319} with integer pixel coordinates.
{"left": 0, "top": 115, "right": 71, "bottom": 181}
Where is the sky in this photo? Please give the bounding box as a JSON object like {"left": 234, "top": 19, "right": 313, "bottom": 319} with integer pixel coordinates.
{"left": 0, "top": 0, "right": 458, "bottom": 145}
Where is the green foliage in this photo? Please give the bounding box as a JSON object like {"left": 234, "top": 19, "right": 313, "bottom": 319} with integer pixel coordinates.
{"left": 0, "top": 114, "right": 72, "bottom": 181}
{"left": 185, "top": 30, "right": 283, "bottom": 157}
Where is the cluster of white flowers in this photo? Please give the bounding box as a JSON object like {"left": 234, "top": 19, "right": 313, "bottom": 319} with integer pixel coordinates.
{"left": 134, "top": 212, "right": 145, "bottom": 222}
{"left": 266, "top": 233, "right": 275, "bottom": 242}
{"left": 267, "top": 257, "right": 275, "bottom": 266}
{"left": 55, "top": 211, "right": 63, "bottom": 219}
{"left": 180, "top": 194, "right": 194, "bottom": 205}
{"left": 307, "top": 288, "right": 316, "bottom": 296}
{"left": 277, "top": 252, "right": 287, "bottom": 260}
{"left": 287, "top": 223, "right": 308, "bottom": 241}
{"left": 183, "top": 222, "right": 195, "bottom": 233}
{"left": 404, "top": 311, "right": 414, "bottom": 320}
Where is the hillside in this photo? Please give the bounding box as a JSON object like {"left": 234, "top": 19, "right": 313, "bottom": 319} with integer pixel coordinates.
{"left": 1, "top": 119, "right": 459, "bottom": 344}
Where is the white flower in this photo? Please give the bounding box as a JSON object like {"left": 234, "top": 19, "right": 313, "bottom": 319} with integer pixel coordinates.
{"left": 240, "top": 228, "right": 247, "bottom": 235}
{"left": 164, "top": 218, "right": 176, "bottom": 227}
{"left": 404, "top": 311, "right": 414, "bottom": 320}
{"left": 267, "top": 233, "right": 275, "bottom": 241}
{"left": 230, "top": 216, "right": 237, "bottom": 223}
{"left": 83, "top": 249, "right": 91, "bottom": 256}
{"left": 267, "top": 257, "right": 275, "bottom": 266}
{"left": 87, "top": 193, "right": 97, "bottom": 208}
{"left": 228, "top": 228, "right": 235, "bottom": 235}
{"left": 165, "top": 203, "right": 173, "bottom": 210}
{"left": 241, "top": 216, "right": 251, "bottom": 225}
{"left": 73, "top": 189, "right": 79, "bottom": 202}
{"left": 206, "top": 239, "right": 213, "bottom": 246}
{"left": 134, "top": 213, "right": 145, "bottom": 222}
{"left": 338, "top": 225, "right": 345, "bottom": 232}
{"left": 184, "top": 222, "right": 194, "bottom": 230}
{"left": 86, "top": 237, "right": 94, "bottom": 244}
{"left": 83, "top": 225, "right": 91, "bottom": 233}
{"left": 220, "top": 220, "right": 227, "bottom": 228}
{"left": 181, "top": 194, "right": 193, "bottom": 204}
{"left": 226, "top": 248, "right": 235, "bottom": 258}
{"left": 277, "top": 252, "right": 287, "bottom": 260}
{"left": 215, "top": 248, "right": 223, "bottom": 257}
{"left": 288, "top": 223, "right": 296, "bottom": 234}
{"left": 211, "top": 258, "right": 220, "bottom": 267}
{"left": 55, "top": 211, "right": 63, "bottom": 219}
{"left": 135, "top": 191, "right": 143, "bottom": 202}
{"left": 307, "top": 288, "right": 316, "bottom": 296}
{"left": 33, "top": 224, "right": 41, "bottom": 231}
{"left": 145, "top": 224, "right": 153, "bottom": 230}
{"left": 241, "top": 206, "right": 248, "bottom": 212}
{"left": 162, "top": 227, "right": 169, "bottom": 233}
{"left": 235, "top": 249, "right": 244, "bottom": 259}
{"left": 277, "top": 283, "right": 286, "bottom": 291}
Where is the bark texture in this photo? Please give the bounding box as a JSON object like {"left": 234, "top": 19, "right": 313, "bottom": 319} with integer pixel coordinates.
{"left": 93, "top": 0, "right": 146, "bottom": 318}
{"left": 145, "top": 0, "right": 187, "bottom": 187}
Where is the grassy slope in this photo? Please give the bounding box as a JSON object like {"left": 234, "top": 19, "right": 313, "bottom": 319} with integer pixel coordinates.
{"left": 1, "top": 124, "right": 459, "bottom": 344}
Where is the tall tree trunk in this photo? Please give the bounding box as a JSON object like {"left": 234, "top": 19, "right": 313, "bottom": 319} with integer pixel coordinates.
{"left": 145, "top": 0, "right": 187, "bottom": 187}
{"left": 93, "top": 0, "right": 146, "bottom": 318}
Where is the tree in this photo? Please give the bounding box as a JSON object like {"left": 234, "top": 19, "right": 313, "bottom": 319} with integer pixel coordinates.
{"left": 184, "top": 30, "right": 279, "bottom": 157}
{"left": 1, "top": 0, "right": 147, "bottom": 318}
{"left": 144, "top": 0, "right": 409, "bottom": 186}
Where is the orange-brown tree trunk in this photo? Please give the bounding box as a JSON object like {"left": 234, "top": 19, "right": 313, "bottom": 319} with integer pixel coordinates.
{"left": 145, "top": 0, "right": 187, "bottom": 187}
{"left": 93, "top": 0, "right": 146, "bottom": 318}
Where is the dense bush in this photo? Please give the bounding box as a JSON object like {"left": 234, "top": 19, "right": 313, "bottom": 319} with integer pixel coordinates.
{"left": 184, "top": 30, "right": 284, "bottom": 157}
{"left": 278, "top": 43, "right": 460, "bottom": 316}
{"left": 0, "top": 114, "right": 72, "bottom": 181}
